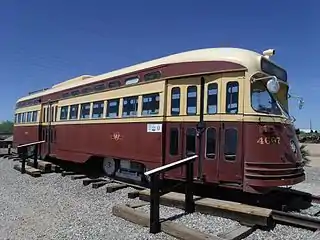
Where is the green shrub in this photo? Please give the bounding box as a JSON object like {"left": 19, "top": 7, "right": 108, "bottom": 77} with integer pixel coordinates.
{"left": 300, "top": 145, "right": 311, "bottom": 167}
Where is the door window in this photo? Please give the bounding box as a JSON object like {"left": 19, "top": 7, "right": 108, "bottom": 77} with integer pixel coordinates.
{"left": 186, "top": 86, "right": 197, "bottom": 115}
{"left": 169, "top": 128, "right": 179, "bottom": 155}
{"left": 171, "top": 87, "right": 180, "bottom": 116}
{"left": 207, "top": 83, "right": 218, "bottom": 114}
{"left": 185, "top": 128, "right": 196, "bottom": 156}
{"left": 206, "top": 128, "right": 216, "bottom": 159}
{"left": 224, "top": 128, "right": 238, "bottom": 161}
{"left": 226, "top": 82, "right": 239, "bottom": 114}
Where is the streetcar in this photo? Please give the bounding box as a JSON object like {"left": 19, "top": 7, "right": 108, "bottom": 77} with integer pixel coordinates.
{"left": 13, "top": 47, "right": 305, "bottom": 193}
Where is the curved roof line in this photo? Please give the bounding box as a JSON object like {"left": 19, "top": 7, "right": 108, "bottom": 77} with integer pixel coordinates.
{"left": 18, "top": 47, "right": 263, "bottom": 102}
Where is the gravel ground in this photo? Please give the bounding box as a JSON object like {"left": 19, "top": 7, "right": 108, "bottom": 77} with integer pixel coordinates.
{"left": 292, "top": 166, "right": 320, "bottom": 195}
{"left": 0, "top": 158, "right": 319, "bottom": 240}
{"left": 0, "top": 158, "right": 176, "bottom": 240}
{"left": 137, "top": 204, "right": 241, "bottom": 237}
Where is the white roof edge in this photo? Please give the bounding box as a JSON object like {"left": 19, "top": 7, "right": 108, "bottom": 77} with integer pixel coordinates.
{"left": 18, "top": 47, "right": 263, "bottom": 102}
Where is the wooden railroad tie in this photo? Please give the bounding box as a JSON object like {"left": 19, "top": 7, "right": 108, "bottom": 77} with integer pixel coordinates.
{"left": 92, "top": 180, "right": 112, "bottom": 189}
{"left": 61, "top": 171, "right": 80, "bottom": 177}
{"left": 112, "top": 205, "right": 224, "bottom": 240}
{"left": 70, "top": 175, "right": 88, "bottom": 180}
{"left": 106, "top": 183, "right": 128, "bottom": 193}
{"left": 82, "top": 178, "right": 106, "bottom": 186}
{"left": 128, "top": 190, "right": 141, "bottom": 199}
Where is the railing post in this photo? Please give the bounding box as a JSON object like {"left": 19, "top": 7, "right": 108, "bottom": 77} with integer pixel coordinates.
{"left": 21, "top": 147, "right": 27, "bottom": 174}
{"left": 185, "top": 161, "right": 195, "bottom": 213}
{"left": 7, "top": 144, "right": 11, "bottom": 155}
{"left": 33, "top": 145, "right": 38, "bottom": 169}
{"left": 150, "top": 173, "right": 161, "bottom": 233}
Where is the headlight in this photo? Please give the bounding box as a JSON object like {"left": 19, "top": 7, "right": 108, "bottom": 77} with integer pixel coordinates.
{"left": 290, "top": 140, "right": 297, "bottom": 154}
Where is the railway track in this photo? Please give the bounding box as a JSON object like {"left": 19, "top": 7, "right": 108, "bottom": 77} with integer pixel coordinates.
{"left": 5, "top": 154, "right": 320, "bottom": 239}
{"left": 272, "top": 210, "right": 320, "bottom": 231}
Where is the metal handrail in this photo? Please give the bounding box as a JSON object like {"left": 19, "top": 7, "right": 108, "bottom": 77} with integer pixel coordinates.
{"left": 144, "top": 155, "right": 198, "bottom": 234}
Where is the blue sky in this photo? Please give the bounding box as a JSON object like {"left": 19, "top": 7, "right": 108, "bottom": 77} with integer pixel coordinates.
{"left": 0, "top": 0, "right": 318, "bottom": 129}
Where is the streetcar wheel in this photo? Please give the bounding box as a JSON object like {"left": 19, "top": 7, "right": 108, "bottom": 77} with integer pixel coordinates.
{"left": 102, "top": 157, "right": 116, "bottom": 176}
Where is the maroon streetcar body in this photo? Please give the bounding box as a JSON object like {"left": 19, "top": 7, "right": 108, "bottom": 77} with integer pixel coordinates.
{"left": 13, "top": 48, "right": 305, "bottom": 194}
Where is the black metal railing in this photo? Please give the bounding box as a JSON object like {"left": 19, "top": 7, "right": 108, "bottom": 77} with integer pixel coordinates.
{"left": 17, "top": 140, "right": 45, "bottom": 173}
{"left": 144, "top": 155, "right": 198, "bottom": 234}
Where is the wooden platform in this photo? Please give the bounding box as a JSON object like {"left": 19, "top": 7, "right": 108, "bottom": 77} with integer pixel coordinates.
{"left": 13, "top": 164, "right": 41, "bottom": 177}
{"left": 138, "top": 190, "right": 273, "bottom": 227}
{"left": 26, "top": 159, "right": 61, "bottom": 173}
{"left": 26, "top": 159, "right": 54, "bottom": 173}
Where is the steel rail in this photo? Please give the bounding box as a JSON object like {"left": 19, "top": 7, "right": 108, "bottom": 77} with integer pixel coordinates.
{"left": 272, "top": 210, "right": 320, "bottom": 230}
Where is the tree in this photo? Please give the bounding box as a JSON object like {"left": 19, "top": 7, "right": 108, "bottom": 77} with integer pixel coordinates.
{"left": 0, "top": 121, "right": 14, "bottom": 134}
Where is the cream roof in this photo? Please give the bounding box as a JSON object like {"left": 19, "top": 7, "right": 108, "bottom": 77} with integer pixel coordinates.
{"left": 18, "top": 47, "right": 263, "bottom": 102}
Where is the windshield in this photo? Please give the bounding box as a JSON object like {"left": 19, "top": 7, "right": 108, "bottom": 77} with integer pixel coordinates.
{"left": 251, "top": 80, "right": 289, "bottom": 115}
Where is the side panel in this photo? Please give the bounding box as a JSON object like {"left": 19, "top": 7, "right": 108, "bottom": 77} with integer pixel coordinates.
{"left": 13, "top": 125, "right": 39, "bottom": 146}
{"left": 52, "top": 122, "right": 163, "bottom": 168}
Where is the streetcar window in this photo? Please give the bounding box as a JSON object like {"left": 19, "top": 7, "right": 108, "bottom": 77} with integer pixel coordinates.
{"left": 92, "top": 101, "right": 104, "bottom": 118}
{"left": 80, "top": 103, "right": 91, "bottom": 119}
{"left": 125, "top": 76, "right": 139, "bottom": 85}
{"left": 81, "top": 87, "right": 93, "bottom": 94}
{"left": 43, "top": 108, "right": 46, "bottom": 122}
{"left": 60, "top": 106, "right": 68, "bottom": 120}
{"left": 186, "top": 128, "right": 196, "bottom": 156}
{"left": 62, "top": 92, "right": 70, "bottom": 98}
{"left": 69, "top": 104, "right": 79, "bottom": 120}
{"left": 46, "top": 107, "right": 50, "bottom": 122}
{"left": 122, "top": 96, "right": 138, "bottom": 117}
{"left": 186, "top": 86, "right": 197, "bottom": 115}
{"left": 17, "top": 113, "right": 21, "bottom": 123}
{"left": 32, "top": 111, "right": 38, "bottom": 122}
{"left": 251, "top": 80, "right": 282, "bottom": 115}
{"left": 171, "top": 87, "right": 180, "bottom": 116}
{"left": 108, "top": 81, "right": 121, "bottom": 88}
{"left": 106, "top": 98, "right": 120, "bottom": 118}
{"left": 169, "top": 128, "right": 179, "bottom": 155}
{"left": 26, "top": 112, "right": 32, "bottom": 122}
{"left": 207, "top": 83, "right": 218, "bottom": 114}
{"left": 71, "top": 90, "right": 80, "bottom": 96}
{"left": 226, "top": 82, "right": 239, "bottom": 114}
{"left": 224, "top": 128, "right": 238, "bottom": 161}
{"left": 144, "top": 71, "right": 161, "bottom": 81}
{"left": 55, "top": 106, "right": 58, "bottom": 121}
{"left": 94, "top": 84, "right": 106, "bottom": 91}
{"left": 51, "top": 107, "right": 54, "bottom": 122}
{"left": 142, "top": 93, "right": 160, "bottom": 115}
{"left": 206, "top": 128, "right": 216, "bottom": 159}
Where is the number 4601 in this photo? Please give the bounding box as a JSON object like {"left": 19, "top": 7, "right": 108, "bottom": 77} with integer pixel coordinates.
{"left": 257, "top": 136, "right": 280, "bottom": 145}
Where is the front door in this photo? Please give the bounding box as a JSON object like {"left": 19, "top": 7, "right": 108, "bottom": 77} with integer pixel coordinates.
{"left": 40, "top": 102, "right": 57, "bottom": 158}
{"left": 164, "top": 123, "right": 200, "bottom": 179}
{"left": 217, "top": 79, "right": 243, "bottom": 184}
{"left": 217, "top": 122, "right": 243, "bottom": 184}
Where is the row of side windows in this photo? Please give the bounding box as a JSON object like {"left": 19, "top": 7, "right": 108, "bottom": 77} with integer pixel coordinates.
{"left": 61, "top": 71, "right": 162, "bottom": 99}
{"left": 59, "top": 93, "right": 160, "bottom": 120}
{"left": 169, "top": 127, "right": 238, "bottom": 161}
{"left": 14, "top": 111, "right": 39, "bottom": 124}
{"left": 170, "top": 81, "right": 239, "bottom": 116}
